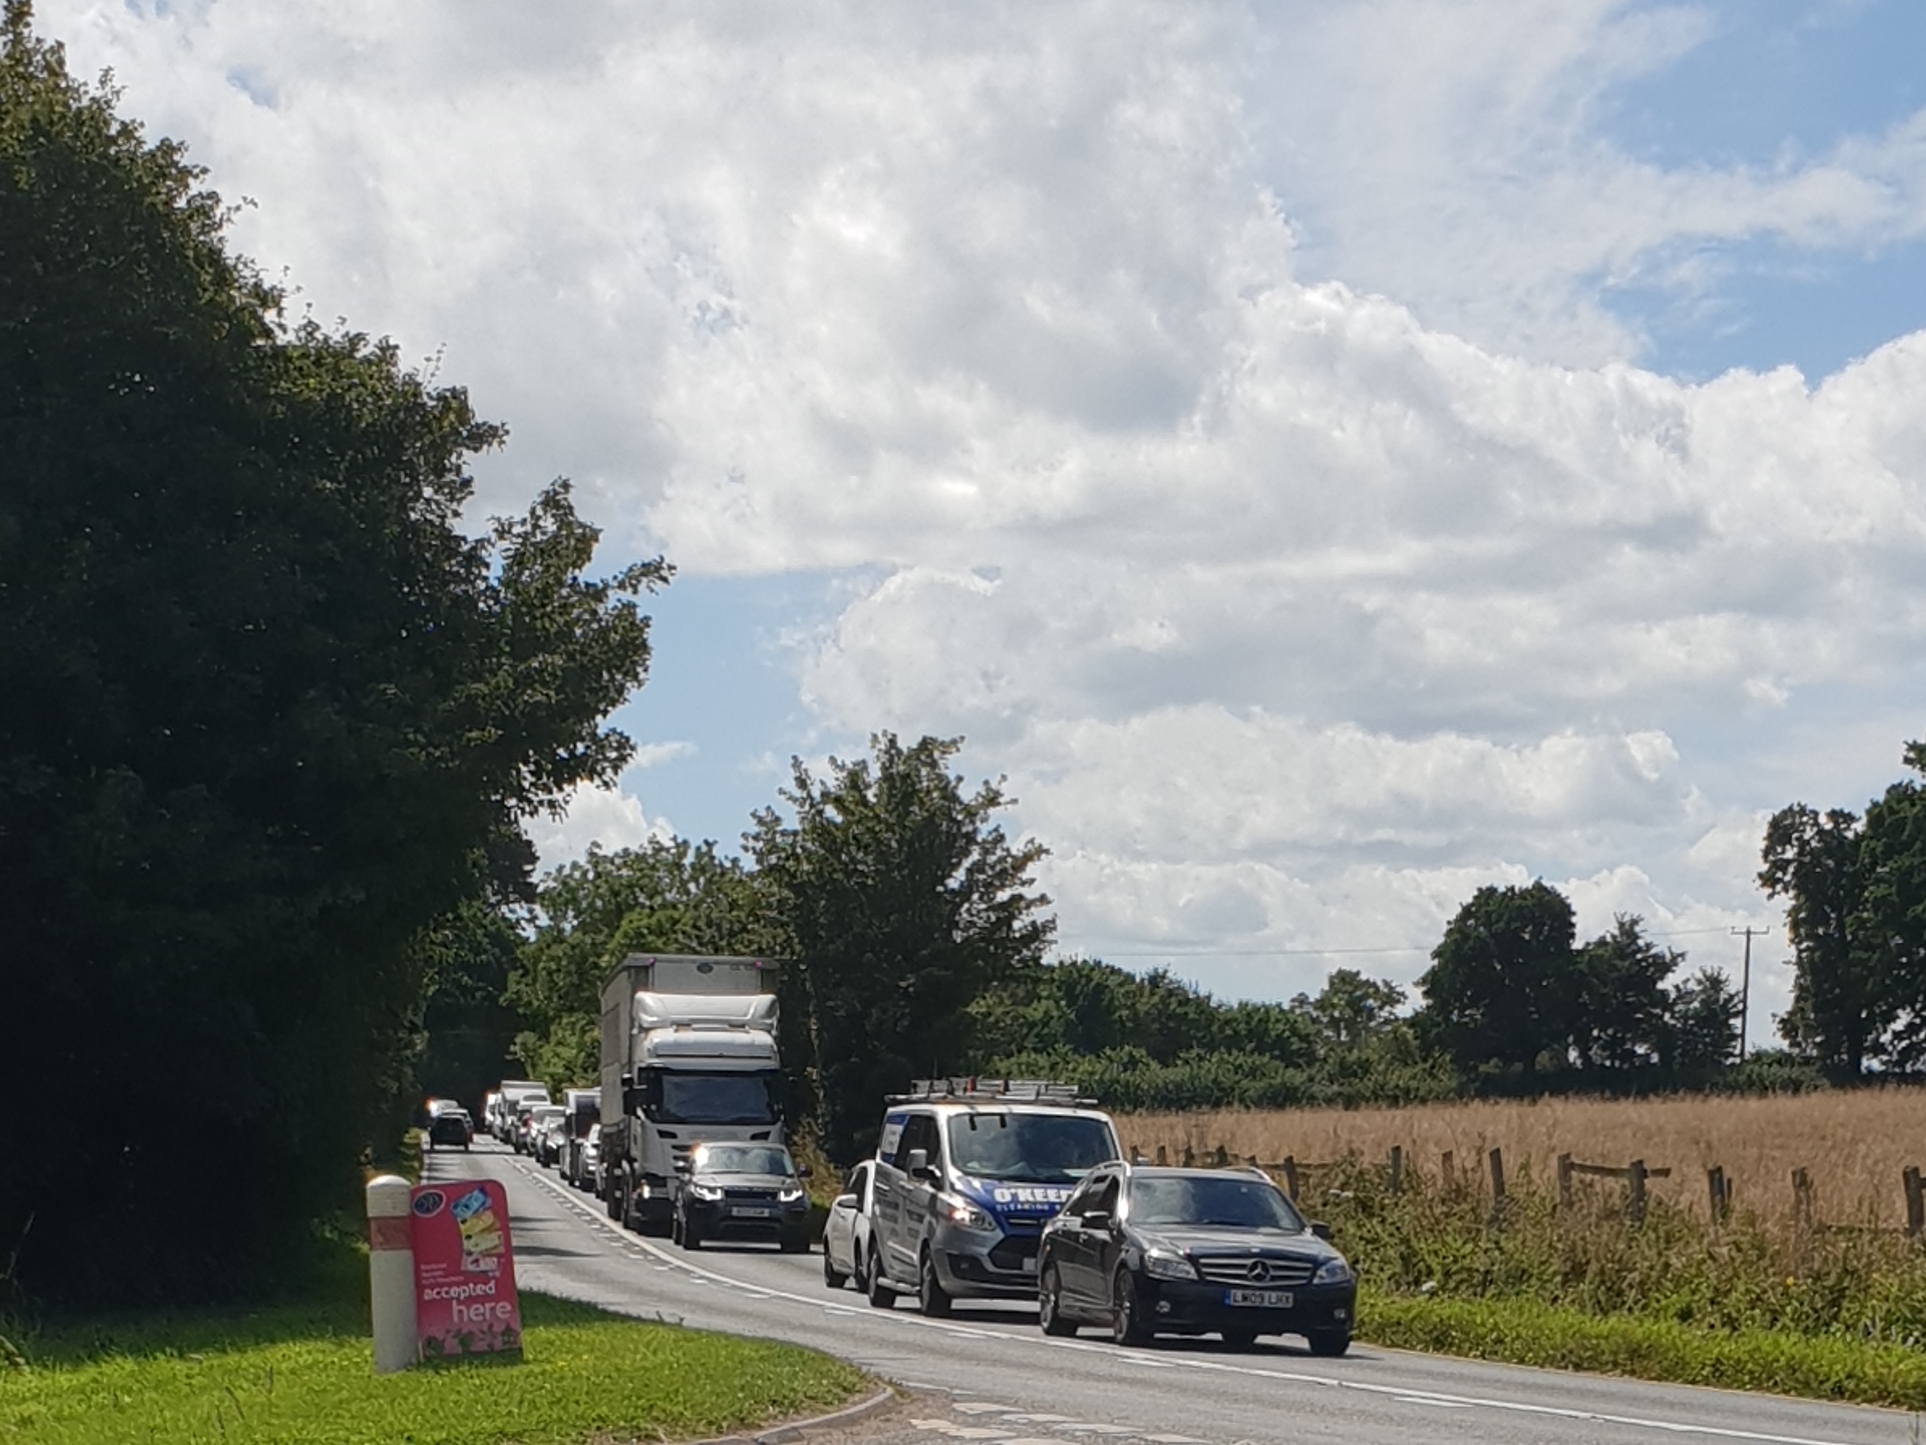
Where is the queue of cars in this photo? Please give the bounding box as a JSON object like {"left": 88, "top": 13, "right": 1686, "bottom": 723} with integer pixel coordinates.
{"left": 461, "top": 1073, "right": 1358, "bottom": 1355}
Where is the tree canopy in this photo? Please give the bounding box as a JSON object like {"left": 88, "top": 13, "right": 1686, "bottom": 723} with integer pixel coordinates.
{"left": 0, "top": 6, "right": 663, "bottom": 1305}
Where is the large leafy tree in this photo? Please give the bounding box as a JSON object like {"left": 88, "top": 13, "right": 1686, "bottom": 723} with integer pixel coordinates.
{"left": 0, "top": 6, "right": 663, "bottom": 1306}
{"left": 1851, "top": 750, "right": 1926, "bottom": 1069}
{"left": 1569, "top": 915, "right": 1678, "bottom": 1071}
{"left": 1759, "top": 803, "right": 1876, "bottom": 1074}
{"left": 748, "top": 733, "right": 1054, "bottom": 1161}
{"left": 1417, "top": 881, "right": 1578, "bottom": 1077}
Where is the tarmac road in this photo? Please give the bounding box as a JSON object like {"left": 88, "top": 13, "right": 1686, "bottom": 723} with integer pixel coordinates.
{"left": 423, "top": 1140, "right": 1916, "bottom": 1445}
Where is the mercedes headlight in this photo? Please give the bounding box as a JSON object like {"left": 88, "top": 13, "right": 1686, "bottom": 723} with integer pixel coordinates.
{"left": 1143, "top": 1248, "right": 1196, "bottom": 1281}
{"left": 1312, "top": 1256, "right": 1353, "bottom": 1285}
{"left": 942, "top": 1195, "right": 996, "bottom": 1231}
{"left": 689, "top": 1182, "right": 724, "bottom": 1201}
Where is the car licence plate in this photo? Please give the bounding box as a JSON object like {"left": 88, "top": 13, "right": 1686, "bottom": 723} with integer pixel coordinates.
{"left": 732, "top": 1205, "right": 773, "bottom": 1218}
{"left": 1225, "top": 1288, "right": 1294, "bottom": 1308}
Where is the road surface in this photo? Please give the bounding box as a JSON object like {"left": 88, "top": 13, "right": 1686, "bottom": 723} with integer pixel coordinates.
{"left": 423, "top": 1141, "right": 1913, "bottom": 1445}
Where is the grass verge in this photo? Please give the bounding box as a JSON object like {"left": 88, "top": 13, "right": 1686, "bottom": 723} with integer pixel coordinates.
{"left": 0, "top": 1248, "right": 870, "bottom": 1445}
{"left": 1362, "top": 1289, "right": 1926, "bottom": 1411}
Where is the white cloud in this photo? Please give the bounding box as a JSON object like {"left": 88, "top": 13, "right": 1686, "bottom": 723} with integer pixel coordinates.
{"left": 525, "top": 782, "right": 674, "bottom": 875}
{"left": 34, "top": 0, "right": 1926, "bottom": 1031}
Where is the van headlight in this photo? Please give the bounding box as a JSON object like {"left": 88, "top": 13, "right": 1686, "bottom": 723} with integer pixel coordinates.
{"left": 1312, "top": 1257, "right": 1353, "bottom": 1285}
{"left": 942, "top": 1196, "right": 996, "bottom": 1232}
{"left": 1143, "top": 1248, "right": 1196, "bottom": 1281}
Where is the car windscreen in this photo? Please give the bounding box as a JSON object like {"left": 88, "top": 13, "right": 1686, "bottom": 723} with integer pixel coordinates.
{"left": 656, "top": 1072, "right": 778, "bottom": 1125}
{"left": 697, "top": 1144, "right": 794, "bottom": 1175}
{"left": 946, "top": 1112, "right": 1118, "bottom": 1184}
{"left": 1127, "top": 1174, "right": 1305, "bottom": 1231}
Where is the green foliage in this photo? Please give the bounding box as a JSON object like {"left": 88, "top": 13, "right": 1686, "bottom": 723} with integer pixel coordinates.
{"left": 1762, "top": 802, "right": 1877, "bottom": 1073}
{"left": 748, "top": 733, "right": 1053, "bottom": 1161}
{"left": 1419, "top": 882, "right": 1579, "bottom": 1075}
{"left": 0, "top": 8, "right": 661, "bottom": 1308}
{"left": 507, "top": 839, "right": 778, "bottom": 1091}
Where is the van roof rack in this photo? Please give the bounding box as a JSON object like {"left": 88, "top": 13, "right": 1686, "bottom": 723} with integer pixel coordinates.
{"left": 887, "top": 1077, "right": 1100, "bottom": 1107}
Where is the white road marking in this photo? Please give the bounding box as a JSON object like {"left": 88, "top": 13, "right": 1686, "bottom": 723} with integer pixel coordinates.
{"left": 955, "top": 1404, "right": 1022, "bottom": 1414}
{"left": 1393, "top": 1397, "right": 1473, "bottom": 1409}
{"left": 507, "top": 1161, "right": 1871, "bottom": 1445}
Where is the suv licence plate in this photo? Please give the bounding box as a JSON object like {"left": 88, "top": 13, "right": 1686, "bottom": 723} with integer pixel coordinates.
{"left": 1225, "top": 1288, "right": 1294, "bottom": 1308}
{"left": 732, "top": 1205, "right": 773, "bottom": 1218}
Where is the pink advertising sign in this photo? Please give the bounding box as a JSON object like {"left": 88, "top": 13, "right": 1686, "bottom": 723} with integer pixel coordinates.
{"left": 409, "top": 1180, "right": 523, "bottom": 1364}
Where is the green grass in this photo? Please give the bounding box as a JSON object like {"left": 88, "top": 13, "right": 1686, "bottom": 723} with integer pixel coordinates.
{"left": 0, "top": 1249, "right": 870, "bottom": 1445}
{"left": 1361, "top": 1289, "right": 1926, "bottom": 1411}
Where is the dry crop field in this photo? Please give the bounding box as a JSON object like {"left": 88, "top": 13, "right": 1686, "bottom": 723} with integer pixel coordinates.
{"left": 1119, "top": 1088, "right": 1926, "bottom": 1230}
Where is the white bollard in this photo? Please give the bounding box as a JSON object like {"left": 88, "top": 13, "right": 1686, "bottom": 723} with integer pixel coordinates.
{"left": 366, "top": 1174, "right": 417, "bottom": 1374}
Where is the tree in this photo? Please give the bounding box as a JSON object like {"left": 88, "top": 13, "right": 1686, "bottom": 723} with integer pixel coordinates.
{"left": 1570, "top": 916, "right": 1678, "bottom": 1071}
{"left": 0, "top": 5, "right": 663, "bottom": 1307}
{"left": 1851, "top": 748, "right": 1926, "bottom": 1069}
{"left": 1417, "top": 882, "right": 1578, "bottom": 1078}
{"left": 1668, "top": 967, "right": 1741, "bottom": 1072}
{"left": 1759, "top": 804, "right": 1876, "bottom": 1074}
{"left": 748, "top": 733, "right": 1053, "bottom": 1161}
{"left": 507, "top": 839, "right": 779, "bottom": 1088}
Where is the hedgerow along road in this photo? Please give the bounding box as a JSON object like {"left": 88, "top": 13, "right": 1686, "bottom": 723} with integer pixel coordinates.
{"left": 426, "top": 1141, "right": 1904, "bottom": 1445}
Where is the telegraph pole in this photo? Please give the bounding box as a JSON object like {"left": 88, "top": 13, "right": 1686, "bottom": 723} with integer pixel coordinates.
{"left": 1731, "top": 925, "right": 1766, "bottom": 1063}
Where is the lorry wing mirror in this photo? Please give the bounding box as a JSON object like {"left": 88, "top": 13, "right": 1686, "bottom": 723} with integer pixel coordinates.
{"left": 623, "top": 1086, "right": 643, "bottom": 1115}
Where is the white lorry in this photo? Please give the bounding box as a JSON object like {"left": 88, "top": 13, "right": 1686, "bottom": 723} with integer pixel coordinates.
{"left": 598, "top": 953, "right": 784, "bottom": 1235}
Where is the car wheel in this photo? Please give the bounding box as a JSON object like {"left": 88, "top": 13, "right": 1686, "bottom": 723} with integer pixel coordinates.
{"left": 918, "top": 1247, "right": 953, "bottom": 1317}
{"left": 1306, "top": 1327, "right": 1351, "bottom": 1358}
{"left": 1039, "top": 1265, "right": 1077, "bottom": 1337}
{"left": 1221, "top": 1328, "right": 1259, "bottom": 1349}
{"left": 823, "top": 1243, "right": 849, "bottom": 1289}
{"left": 1110, "top": 1268, "right": 1150, "bottom": 1347}
{"left": 680, "top": 1214, "right": 702, "bottom": 1251}
{"left": 864, "top": 1249, "right": 896, "bottom": 1310}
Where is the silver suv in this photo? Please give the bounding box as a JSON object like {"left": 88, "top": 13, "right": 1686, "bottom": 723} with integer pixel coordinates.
{"left": 864, "top": 1079, "right": 1121, "bottom": 1315}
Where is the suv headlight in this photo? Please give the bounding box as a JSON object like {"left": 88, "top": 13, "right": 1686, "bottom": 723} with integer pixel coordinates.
{"left": 689, "top": 1182, "right": 724, "bottom": 1201}
{"left": 778, "top": 1185, "right": 806, "bottom": 1204}
{"left": 1143, "top": 1248, "right": 1196, "bottom": 1281}
{"left": 1312, "top": 1256, "right": 1353, "bottom": 1285}
{"left": 942, "top": 1195, "right": 996, "bottom": 1232}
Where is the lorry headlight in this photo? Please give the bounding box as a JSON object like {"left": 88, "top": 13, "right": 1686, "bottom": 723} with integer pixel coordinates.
{"left": 1143, "top": 1249, "right": 1196, "bottom": 1281}
{"left": 1312, "top": 1257, "right": 1354, "bottom": 1285}
{"left": 690, "top": 1182, "right": 724, "bottom": 1201}
{"left": 942, "top": 1195, "right": 996, "bottom": 1232}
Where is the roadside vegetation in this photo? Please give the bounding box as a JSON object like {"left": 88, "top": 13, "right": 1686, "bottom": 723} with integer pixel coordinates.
{"left": 0, "top": 1247, "right": 869, "bottom": 1445}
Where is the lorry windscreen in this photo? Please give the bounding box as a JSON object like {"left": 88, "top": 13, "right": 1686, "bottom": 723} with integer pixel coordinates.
{"left": 655, "top": 1072, "right": 777, "bottom": 1125}
{"left": 946, "top": 1112, "right": 1118, "bottom": 1184}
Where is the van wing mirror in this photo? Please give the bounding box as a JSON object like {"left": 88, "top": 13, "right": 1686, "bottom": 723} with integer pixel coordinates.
{"left": 906, "top": 1147, "right": 937, "bottom": 1181}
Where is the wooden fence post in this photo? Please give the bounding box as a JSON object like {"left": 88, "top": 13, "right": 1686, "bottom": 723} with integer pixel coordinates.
{"left": 1792, "top": 1167, "right": 1813, "bottom": 1231}
{"left": 1282, "top": 1156, "right": 1300, "bottom": 1199}
{"left": 1155, "top": 1144, "right": 1167, "bottom": 1167}
{"left": 1389, "top": 1145, "right": 1404, "bottom": 1197}
{"left": 1707, "top": 1166, "right": 1729, "bottom": 1224}
{"left": 1556, "top": 1152, "right": 1573, "bottom": 1210}
{"left": 1904, "top": 1166, "right": 1923, "bottom": 1239}
{"left": 1487, "top": 1147, "right": 1507, "bottom": 1222}
{"left": 1627, "top": 1159, "right": 1648, "bottom": 1225}
{"left": 1182, "top": 1144, "right": 1195, "bottom": 1167}
{"left": 1213, "top": 1143, "right": 1229, "bottom": 1167}
{"left": 1441, "top": 1150, "right": 1454, "bottom": 1188}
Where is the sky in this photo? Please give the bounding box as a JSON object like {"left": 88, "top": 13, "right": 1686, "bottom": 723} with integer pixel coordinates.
{"left": 40, "top": 0, "right": 1926, "bottom": 1045}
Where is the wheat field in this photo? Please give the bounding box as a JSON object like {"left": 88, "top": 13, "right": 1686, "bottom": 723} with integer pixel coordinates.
{"left": 1119, "top": 1089, "right": 1926, "bottom": 1229}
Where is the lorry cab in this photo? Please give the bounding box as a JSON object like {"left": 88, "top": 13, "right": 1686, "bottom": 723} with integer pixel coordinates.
{"left": 865, "top": 1079, "right": 1120, "bottom": 1316}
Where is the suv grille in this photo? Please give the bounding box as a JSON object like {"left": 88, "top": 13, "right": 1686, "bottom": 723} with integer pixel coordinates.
{"left": 1194, "top": 1253, "right": 1317, "bottom": 1287}
{"left": 723, "top": 1187, "right": 777, "bottom": 1201}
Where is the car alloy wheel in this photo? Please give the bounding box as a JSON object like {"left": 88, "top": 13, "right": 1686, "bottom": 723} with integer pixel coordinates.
{"left": 1110, "top": 1268, "right": 1149, "bottom": 1347}
{"left": 865, "top": 1249, "right": 896, "bottom": 1310}
{"left": 1039, "top": 1265, "right": 1077, "bottom": 1337}
{"left": 918, "top": 1248, "right": 953, "bottom": 1316}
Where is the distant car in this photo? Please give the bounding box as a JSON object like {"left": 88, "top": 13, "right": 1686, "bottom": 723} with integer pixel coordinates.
{"left": 576, "top": 1131, "right": 601, "bottom": 1191}
{"left": 1036, "top": 1163, "right": 1356, "bottom": 1354}
{"left": 426, "top": 1107, "right": 473, "bottom": 1151}
{"left": 673, "top": 1141, "right": 811, "bottom": 1252}
{"left": 529, "top": 1106, "right": 568, "bottom": 1166}
{"left": 822, "top": 1159, "right": 877, "bottom": 1290}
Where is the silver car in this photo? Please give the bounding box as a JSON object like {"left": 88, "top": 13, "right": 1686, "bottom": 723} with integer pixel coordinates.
{"left": 822, "top": 1160, "right": 877, "bottom": 1290}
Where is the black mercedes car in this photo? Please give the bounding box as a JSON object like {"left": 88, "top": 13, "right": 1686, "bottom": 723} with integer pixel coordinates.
{"left": 672, "top": 1142, "right": 811, "bottom": 1252}
{"left": 1036, "top": 1163, "right": 1356, "bottom": 1354}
